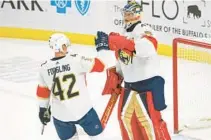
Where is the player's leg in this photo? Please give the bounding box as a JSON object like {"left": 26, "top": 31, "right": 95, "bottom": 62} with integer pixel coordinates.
{"left": 130, "top": 112, "right": 146, "bottom": 140}
{"left": 135, "top": 76, "right": 170, "bottom": 140}
{"left": 53, "top": 117, "right": 78, "bottom": 140}
{"left": 121, "top": 91, "right": 137, "bottom": 140}
{"left": 118, "top": 90, "right": 130, "bottom": 140}
{"left": 119, "top": 88, "right": 146, "bottom": 140}
{"left": 146, "top": 91, "right": 170, "bottom": 140}
{"left": 134, "top": 92, "right": 156, "bottom": 140}
{"left": 147, "top": 76, "right": 170, "bottom": 140}
{"left": 78, "top": 108, "right": 103, "bottom": 140}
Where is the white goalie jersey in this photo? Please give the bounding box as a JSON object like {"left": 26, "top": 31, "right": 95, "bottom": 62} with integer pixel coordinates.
{"left": 116, "top": 23, "right": 159, "bottom": 82}
{"left": 36, "top": 53, "right": 105, "bottom": 121}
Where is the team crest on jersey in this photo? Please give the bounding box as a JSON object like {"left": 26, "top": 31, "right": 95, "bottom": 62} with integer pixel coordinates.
{"left": 118, "top": 50, "right": 132, "bottom": 65}
{"left": 75, "top": 0, "right": 90, "bottom": 16}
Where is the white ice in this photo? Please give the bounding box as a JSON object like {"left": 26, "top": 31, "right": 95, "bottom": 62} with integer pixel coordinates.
{"left": 0, "top": 38, "right": 210, "bottom": 140}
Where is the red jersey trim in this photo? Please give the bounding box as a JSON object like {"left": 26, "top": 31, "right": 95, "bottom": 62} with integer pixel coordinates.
{"left": 36, "top": 86, "right": 50, "bottom": 99}
{"left": 91, "top": 58, "right": 105, "bottom": 72}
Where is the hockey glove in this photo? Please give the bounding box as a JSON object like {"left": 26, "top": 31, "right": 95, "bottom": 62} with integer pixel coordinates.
{"left": 39, "top": 107, "right": 51, "bottom": 125}
{"left": 95, "top": 31, "right": 109, "bottom": 52}
{"left": 102, "top": 67, "right": 123, "bottom": 95}
{"left": 109, "top": 32, "right": 120, "bottom": 36}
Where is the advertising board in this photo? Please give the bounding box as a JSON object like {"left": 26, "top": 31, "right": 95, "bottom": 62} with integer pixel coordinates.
{"left": 0, "top": 0, "right": 210, "bottom": 46}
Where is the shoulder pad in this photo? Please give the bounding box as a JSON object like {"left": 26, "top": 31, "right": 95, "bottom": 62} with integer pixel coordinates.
{"left": 131, "top": 23, "right": 154, "bottom": 39}
{"left": 141, "top": 23, "right": 153, "bottom": 36}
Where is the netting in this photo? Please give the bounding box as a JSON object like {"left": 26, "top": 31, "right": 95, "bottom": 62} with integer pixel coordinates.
{"left": 173, "top": 38, "right": 211, "bottom": 137}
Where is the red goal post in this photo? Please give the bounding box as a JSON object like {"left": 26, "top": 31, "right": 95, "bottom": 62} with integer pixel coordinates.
{"left": 172, "top": 38, "right": 211, "bottom": 134}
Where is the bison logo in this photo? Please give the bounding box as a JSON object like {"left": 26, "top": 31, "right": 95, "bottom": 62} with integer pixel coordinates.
{"left": 187, "top": 5, "right": 201, "bottom": 19}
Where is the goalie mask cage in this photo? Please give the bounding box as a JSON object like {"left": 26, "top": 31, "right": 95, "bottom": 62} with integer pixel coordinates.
{"left": 173, "top": 38, "right": 211, "bottom": 135}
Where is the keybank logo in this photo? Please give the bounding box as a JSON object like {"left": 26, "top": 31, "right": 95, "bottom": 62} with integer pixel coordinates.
{"left": 0, "top": 0, "right": 44, "bottom": 12}
{"left": 50, "top": 0, "right": 90, "bottom": 15}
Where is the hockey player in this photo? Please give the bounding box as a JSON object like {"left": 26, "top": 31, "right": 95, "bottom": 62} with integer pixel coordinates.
{"left": 94, "top": 1, "right": 171, "bottom": 140}
{"left": 37, "top": 33, "right": 105, "bottom": 140}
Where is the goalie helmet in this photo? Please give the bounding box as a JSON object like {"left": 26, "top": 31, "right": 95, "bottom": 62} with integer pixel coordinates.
{"left": 49, "top": 33, "right": 71, "bottom": 52}
{"left": 122, "top": 0, "right": 143, "bottom": 29}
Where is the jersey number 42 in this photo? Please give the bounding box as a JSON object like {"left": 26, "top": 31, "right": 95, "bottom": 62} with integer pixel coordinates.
{"left": 52, "top": 74, "right": 79, "bottom": 101}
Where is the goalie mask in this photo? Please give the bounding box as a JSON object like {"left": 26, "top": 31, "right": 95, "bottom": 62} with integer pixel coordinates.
{"left": 122, "top": 0, "right": 143, "bottom": 29}
{"left": 49, "top": 33, "right": 71, "bottom": 53}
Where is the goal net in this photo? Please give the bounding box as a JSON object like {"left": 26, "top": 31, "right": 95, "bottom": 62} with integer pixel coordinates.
{"left": 172, "top": 38, "right": 211, "bottom": 135}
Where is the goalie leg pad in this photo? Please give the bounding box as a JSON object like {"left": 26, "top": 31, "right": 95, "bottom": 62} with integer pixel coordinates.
{"left": 118, "top": 89, "right": 131, "bottom": 140}
{"left": 118, "top": 89, "right": 155, "bottom": 140}
{"left": 133, "top": 93, "right": 156, "bottom": 140}
{"left": 146, "top": 91, "right": 171, "bottom": 140}
{"left": 131, "top": 113, "right": 147, "bottom": 140}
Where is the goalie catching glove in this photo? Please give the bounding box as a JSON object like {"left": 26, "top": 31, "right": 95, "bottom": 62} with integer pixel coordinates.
{"left": 102, "top": 67, "right": 124, "bottom": 95}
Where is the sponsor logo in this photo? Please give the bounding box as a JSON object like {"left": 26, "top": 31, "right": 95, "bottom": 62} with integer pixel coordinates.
{"left": 50, "top": 0, "right": 71, "bottom": 14}
{"left": 113, "top": 0, "right": 211, "bottom": 38}
{"left": 75, "top": 0, "right": 90, "bottom": 16}
{"left": 0, "top": 0, "right": 44, "bottom": 12}
{"left": 113, "top": 0, "right": 210, "bottom": 28}
{"left": 50, "top": 0, "right": 90, "bottom": 15}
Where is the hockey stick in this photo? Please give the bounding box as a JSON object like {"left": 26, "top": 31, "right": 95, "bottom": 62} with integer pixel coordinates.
{"left": 100, "top": 66, "right": 124, "bottom": 129}
{"left": 101, "top": 93, "right": 119, "bottom": 129}
{"left": 41, "top": 67, "right": 58, "bottom": 135}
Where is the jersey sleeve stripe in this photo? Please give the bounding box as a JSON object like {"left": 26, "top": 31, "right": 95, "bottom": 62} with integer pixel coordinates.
{"left": 36, "top": 86, "right": 50, "bottom": 99}
{"left": 143, "top": 35, "right": 158, "bottom": 51}
{"left": 91, "top": 58, "right": 105, "bottom": 72}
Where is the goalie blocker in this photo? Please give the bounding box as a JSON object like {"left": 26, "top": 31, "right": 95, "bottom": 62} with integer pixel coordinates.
{"left": 101, "top": 67, "right": 123, "bottom": 95}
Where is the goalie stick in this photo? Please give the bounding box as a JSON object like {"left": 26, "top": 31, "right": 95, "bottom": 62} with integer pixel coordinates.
{"left": 101, "top": 93, "right": 120, "bottom": 129}
{"left": 41, "top": 67, "right": 58, "bottom": 135}
{"left": 100, "top": 67, "right": 123, "bottom": 129}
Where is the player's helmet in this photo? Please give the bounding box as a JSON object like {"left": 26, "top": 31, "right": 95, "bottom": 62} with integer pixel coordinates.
{"left": 49, "top": 33, "right": 71, "bottom": 52}
{"left": 122, "top": 0, "right": 143, "bottom": 29}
